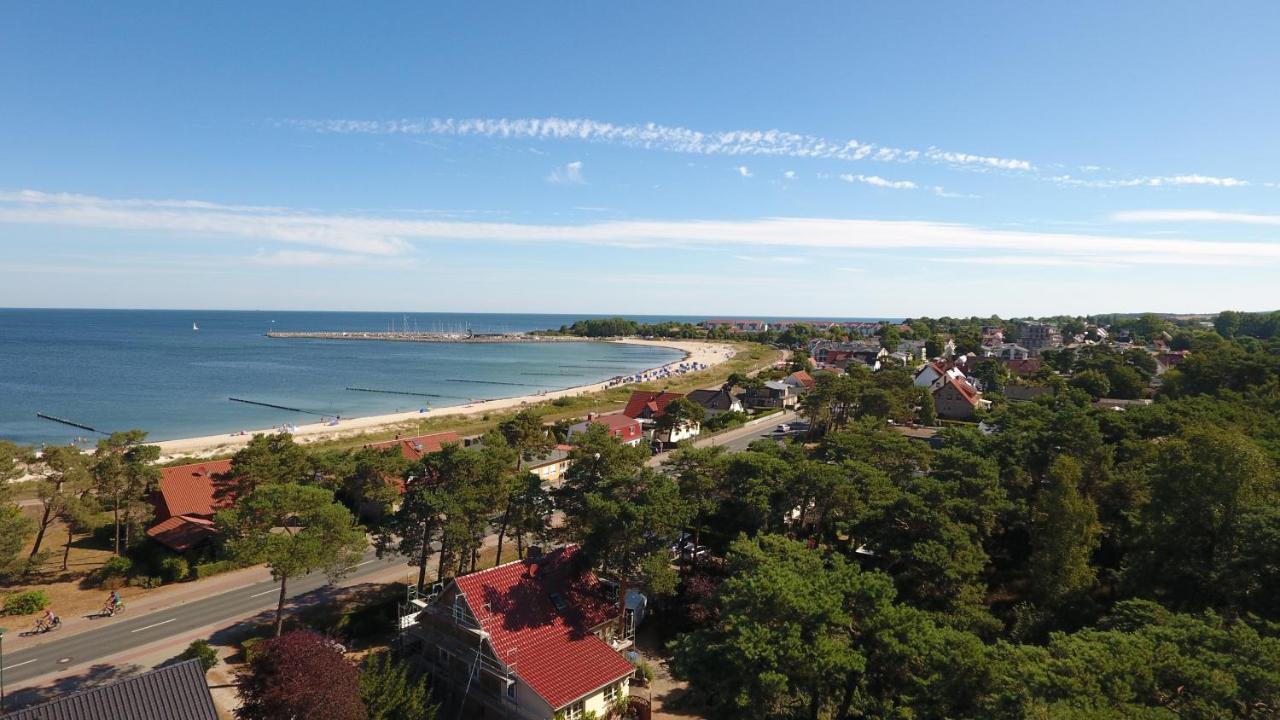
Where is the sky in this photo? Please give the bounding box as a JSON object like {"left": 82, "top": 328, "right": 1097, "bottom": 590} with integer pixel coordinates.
{"left": 1, "top": 2, "right": 1279, "bottom": 318}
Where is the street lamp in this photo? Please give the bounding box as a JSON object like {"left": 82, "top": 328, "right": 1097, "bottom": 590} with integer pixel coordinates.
{"left": 0, "top": 625, "right": 7, "bottom": 711}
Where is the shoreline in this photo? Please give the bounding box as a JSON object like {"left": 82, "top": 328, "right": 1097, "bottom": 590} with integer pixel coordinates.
{"left": 152, "top": 338, "right": 737, "bottom": 460}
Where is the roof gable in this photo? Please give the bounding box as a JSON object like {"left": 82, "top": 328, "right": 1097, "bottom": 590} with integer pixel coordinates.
{"left": 157, "top": 460, "right": 234, "bottom": 519}
{"left": 622, "top": 391, "right": 685, "bottom": 420}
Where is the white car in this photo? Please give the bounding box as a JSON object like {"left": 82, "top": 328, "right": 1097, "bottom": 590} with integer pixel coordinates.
{"left": 774, "top": 423, "right": 792, "bottom": 434}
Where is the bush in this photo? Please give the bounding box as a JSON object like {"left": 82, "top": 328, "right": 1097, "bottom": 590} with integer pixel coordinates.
{"left": 241, "top": 636, "right": 266, "bottom": 663}
{"left": 193, "top": 559, "right": 237, "bottom": 579}
{"left": 97, "top": 555, "right": 133, "bottom": 582}
{"left": 161, "top": 556, "right": 190, "bottom": 582}
{"left": 3, "top": 589, "right": 52, "bottom": 616}
{"left": 180, "top": 639, "right": 220, "bottom": 672}
{"left": 703, "top": 411, "right": 748, "bottom": 432}
{"left": 133, "top": 575, "right": 163, "bottom": 589}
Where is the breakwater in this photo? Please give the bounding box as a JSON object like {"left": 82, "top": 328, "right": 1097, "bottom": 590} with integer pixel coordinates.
{"left": 265, "top": 331, "right": 592, "bottom": 344}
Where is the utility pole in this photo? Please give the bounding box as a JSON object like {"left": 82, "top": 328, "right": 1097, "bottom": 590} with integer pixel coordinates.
{"left": 0, "top": 626, "right": 7, "bottom": 711}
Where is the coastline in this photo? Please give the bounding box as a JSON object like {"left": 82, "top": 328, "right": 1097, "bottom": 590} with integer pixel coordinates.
{"left": 153, "top": 338, "right": 737, "bottom": 460}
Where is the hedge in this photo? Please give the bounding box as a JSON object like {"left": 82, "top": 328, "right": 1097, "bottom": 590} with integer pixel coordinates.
{"left": 192, "top": 559, "right": 239, "bottom": 579}
{"left": 3, "top": 589, "right": 52, "bottom": 616}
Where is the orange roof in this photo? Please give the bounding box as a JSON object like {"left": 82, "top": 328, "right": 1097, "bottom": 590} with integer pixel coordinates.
{"left": 940, "top": 375, "right": 982, "bottom": 405}
{"left": 156, "top": 460, "right": 234, "bottom": 519}
{"left": 366, "top": 431, "right": 461, "bottom": 461}
{"left": 451, "top": 546, "right": 634, "bottom": 710}
{"left": 788, "top": 370, "right": 816, "bottom": 389}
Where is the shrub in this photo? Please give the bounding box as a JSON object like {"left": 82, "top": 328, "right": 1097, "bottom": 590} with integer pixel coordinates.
{"left": 161, "top": 556, "right": 190, "bottom": 582}
{"left": 3, "top": 589, "right": 52, "bottom": 616}
{"left": 97, "top": 555, "right": 133, "bottom": 581}
{"left": 133, "top": 575, "right": 163, "bottom": 589}
{"left": 551, "top": 396, "right": 574, "bottom": 407}
{"left": 180, "top": 639, "right": 220, "bottom": 672}
{"left": 193, "top": 559, "right": 236, "bottom": 579}
{"left": 241, "top": 636, "right": 266, "bottom": 663}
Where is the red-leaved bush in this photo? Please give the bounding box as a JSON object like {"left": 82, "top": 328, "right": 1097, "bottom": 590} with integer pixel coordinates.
{"left": 236, "top": 629, "right": 367, "bottom": 720}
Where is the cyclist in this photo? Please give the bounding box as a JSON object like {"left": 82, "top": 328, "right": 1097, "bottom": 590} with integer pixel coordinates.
{"left": 37, "top": 608, "right": 60, "bottom": 632}
{"left": 104, "top": 590, "right": 123, "bottom": 616}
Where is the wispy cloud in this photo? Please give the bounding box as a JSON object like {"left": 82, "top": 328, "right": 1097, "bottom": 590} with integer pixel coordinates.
{"left": 783, "top": 170, "right": 796, "bottom": 180}
{"left": 1053, "top": 174, "right": 1250, "bottom": 188}
{"left": 5, "top": 189, "right": 1280, "bottom": 268}
{"left": 1112, "top": 209, "right": 1280, "bottom": 225}
{"left": 547, "top": 160, "right": 585, "bottom": 185}
{"left": 840, "top": 173, "right": 917, "bottom": 190}
{"left": 736, "top": 165, "right": 753, "bottom": 178}
{"left": 733, "top": 254, "right": 810, "bottom": 264}
{"left": 249, "top": 250, "right": 401, "bottom": 267}
{"left": 277, "top": 116, "right": 1033, "bottom": 173}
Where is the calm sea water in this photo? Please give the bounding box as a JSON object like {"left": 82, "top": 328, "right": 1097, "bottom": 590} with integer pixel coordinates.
{"left": 0, "top": 309, "right": 695, "bottom": 446}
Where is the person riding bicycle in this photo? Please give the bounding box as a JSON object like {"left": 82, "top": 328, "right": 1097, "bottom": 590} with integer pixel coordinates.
{"left": 37, "top": 608, "right": 60, "bottom": 631}
{"left": 104, "top": 590, "right": 123, "bottom": 615}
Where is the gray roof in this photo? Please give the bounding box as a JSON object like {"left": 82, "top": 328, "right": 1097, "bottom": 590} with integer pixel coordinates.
{"left": 687, "top": 388, "right": 737, "bottom": 410}
{"left": 6, "top": 659, "right": 218, "bottom": 720}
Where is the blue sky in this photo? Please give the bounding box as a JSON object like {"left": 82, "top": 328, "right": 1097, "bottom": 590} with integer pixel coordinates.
{"left": 2, "top": 2, "right": 1279, "bottom": 317}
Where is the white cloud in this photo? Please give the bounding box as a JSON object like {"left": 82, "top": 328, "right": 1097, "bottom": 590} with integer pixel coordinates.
{"left": 547, "top": 160, "right": 585, "bottom": 185}
{"left": 278, "top": 116, "right": 1034, "bottom": 174}
{"left": 736, "top": 165, "right": 752, "bottom": 178}
{"left": 733, "top": 254, "right": 809, "bottom": 264}
{"left": 932, "top": 186, "right": 978, "bottom": 199}
{"left": 249, "top": 250, "right": 398, "bottom": 267}
{"left": 1112, "top": 209, "right": 1280, "bottom": 225}
{"left": 783, "top": 170, "right": 796, "bottom": 180}
{"left": 1053, "top": 174, "right": 1250, "bottom": 189}
{"left": 840, "top": 173, "right": 917, "bottom": 190}
{"left": 6, "top": 189, "right": 1280, "bottom": 268}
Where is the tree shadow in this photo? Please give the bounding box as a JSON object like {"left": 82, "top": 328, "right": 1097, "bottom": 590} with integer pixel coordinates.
{"left": 4, "top": 662, "right": 145, "bottom": 711}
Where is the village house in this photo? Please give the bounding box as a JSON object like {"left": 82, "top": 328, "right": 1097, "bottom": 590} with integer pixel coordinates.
{"left": 1001, "top": 357, "right": 1043, "bottom": 378}
{"left": 981, "top": 326, "right": 1005, "bottom": 347}
{"left": 933, "top": 375, "right": 990, "bottom": 420}
{"left": 401, "top": 545, "right": 638, "bottom": 720}
{"left": 1018, "top": 321, "right": 1063, "bottom": 356}
{"left": 686, "top": 387, "right": 744, "bottom": 416}
{"left": 145, "top": 459, "right": 235, "bottom": 553}
{"left": 5, "top": 658, "right": 218, "bottom": 720}
{"left": 783, "top": 370, "right": 816, "bottom": 392}
{"left": 984, "top": 343, "right": 1030, "bottom": 360}
{"left": 567, "top": 412, "right": 644, "bottom": 446}
{"left": 366, "top": 431, "right": 463, "bottom": 461}
{"left": 525, "top": 444, "right": 575, "bottom": 486}
{"left": 622, "top": 390, "right": 701, "bottom": 445}
{"left": 701, "top": 318, "right": 768, "bottom": 333}
{"left": 742, "top": 380, "right": 798, "bottom": 410}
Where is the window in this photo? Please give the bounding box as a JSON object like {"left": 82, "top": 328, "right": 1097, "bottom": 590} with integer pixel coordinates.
{"left": 604, "top": 682, "right": 619, "bottom": 703}
{"left": 564, "top": 700, "right": 586, "bottom": 719}
{"left": 506, "top": 681, "right": 516, "bottom": 701}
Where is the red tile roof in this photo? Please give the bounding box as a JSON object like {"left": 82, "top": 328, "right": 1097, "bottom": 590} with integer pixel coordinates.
{"left": 580, "top": 413, "right": 643, "bottom": 442}
{"left": 1003, "top": 358, "right": 1043, "bottom": 376}
{"left": 622, "top": 391, "right": 684, "bottom": 420}
{"left": 451, "top": 546, "right": 634, "bottom": 710}
{"left": 788, "top": 370, "right": 816, "bottom": 389}
{"left": 156, "top": 460, "right": 234, "bottom": 519}
{"left": 366, "top": 431, "right": 461, "bottom": 461}
{"left": 940, "top": 375, "right": 982, "bottom": 406}
{"left": 146, "top": 515, "right": 218, "bottom": 553}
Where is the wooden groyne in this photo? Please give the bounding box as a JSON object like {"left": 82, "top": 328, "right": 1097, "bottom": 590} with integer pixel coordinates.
{"left": 265, "top": 331, "right": 591, "bottom": 344}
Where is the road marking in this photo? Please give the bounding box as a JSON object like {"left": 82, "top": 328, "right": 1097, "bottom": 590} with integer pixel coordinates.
{"left": 130, "top": 618, "right": 176, "bottom": 633}
{"left": 2, "top": 658, "right": 37, "bottom": 670}
{"left": 248, "top": 588, "right": 277, "bottom": 598}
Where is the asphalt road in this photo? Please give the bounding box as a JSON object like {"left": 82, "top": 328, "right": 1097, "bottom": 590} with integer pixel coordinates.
{"left": 646, "top": 410, "right": 801, "bottom": 467}
{"left": 0, "top": 549, "right": 404, "bottom": 687}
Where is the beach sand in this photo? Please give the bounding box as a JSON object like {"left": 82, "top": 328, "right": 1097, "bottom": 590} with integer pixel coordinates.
{"left": 153, "top": 339, "right": 738, "bottom": 460}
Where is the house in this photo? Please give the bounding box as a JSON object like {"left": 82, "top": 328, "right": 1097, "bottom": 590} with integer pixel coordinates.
{"left": 808, "top": 340, "right": 886, "bottom": 369}
{"left": 402, "top": 546, "right": 637, "bottom": 720}
{"left": 145, "top": 459, "right": 235, "bottom": 553}
{"left": 742, "top": 380, "right": 796, "bottom": 410}
{"left": 1002, "top": 357, "right": 1043, "bottom": 377}
{"left": 1153, "top": 351, "right": 1189, "bottom": 374}
{"left": 892, "top": 425, "right": 945, "bottom": 450}
{"left": 5, "top": 658, "right": 217, "bottom": 720}
{"left": 526, "top": 444, "right": 575, "bottom": 486}
{"left": 981, "top": 326, "right": 1005, "bottom": 347}
{"left": 567, "top": 413, "right": 644, "bottom": 446}
{"left": 702, "top": 318, "right": 768, "bottom": 333}
{"left": 892, "top": 341, "right": 928, "bottom": 365}
{"left": 933, "top": 375, "right": 989, "bottom": 420}
{"left": 783, "top": 370, "right": 816, "bottom": 392}
{"left": 914, "top": 362, "right": 947, "bottom": 389}
{"left": 687, "top": 388, "right": 745, "bottom": 416}
{"left": 622, "top": 390, "right": 700, "bottom": 445}
{"left": 366, "top": 431, "right": 463, "bottom": 461}
{"left": 986, "top": 343, "right": 1030, "bottom": 360}
{"left": 1018, "top": 322, "right": 1063, "bottom": 356}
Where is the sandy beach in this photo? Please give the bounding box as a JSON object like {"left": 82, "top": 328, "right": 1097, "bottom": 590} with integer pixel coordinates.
{"left": 153, "top": 338, "right": 738, "bottom": 459}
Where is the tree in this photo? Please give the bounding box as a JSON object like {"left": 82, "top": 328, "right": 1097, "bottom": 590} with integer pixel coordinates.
{"left": 0, "top": 441, "right": 36, "bottom": 576}
{"left": 360, "top": 651, "right": 436, "bottom": 720}
{"left": 665, "top": 446, "right": 728, "bottom": 558}
{"left": 219, "top": 483, "right": 367, "bottom": 636}
{"left": 569, "top": 466, "right": 691, "bottom": 634}
{"left": 917, "top": 387, "right": 938, "bottom": 426}
{"left": 91, "top": 430, "right": 160, "bottom": 555}
{"left": 878, "top": 324, "right": 902, "bottom": 351}
{"left": 788, "top": 350, "right": 812, "bottom": 372}
{"left": 495, "top": 411, "right": 553, "bottom": 563}
{"left": 237, "top": 629, "right": 367, "bottom": 720}
{"left": 1028, "top": 456, "right": 1100, "bottom": 606}
{"left": 222, "top": 432, "right": 312, "bottom": 500}
{"left": 1069, "top": 369, "right": 1111, "bottom": 399}
{"left": 340, "top": 447, "right": 406, "bottom": 520}
{"left": 556, "top": 422, "right": 648, "bottom": 520}
{"left": 376, "top": 475, "right": 450, "bottom": 593}
{"left": 28, "top": 444, "right": 92, "bottom": 559}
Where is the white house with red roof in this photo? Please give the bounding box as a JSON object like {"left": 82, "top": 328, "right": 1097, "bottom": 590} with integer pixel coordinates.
{"left": 403, "top": 545, "right": 636, "bottom": 719}
{"left": 146, "top": 459, "right": 235, "bottom": 552}
{"left": 622, "top": 390, "right": 700, "bottom": 445}
{"left": 567, "top": 413, "right": 644, "bottom": 446}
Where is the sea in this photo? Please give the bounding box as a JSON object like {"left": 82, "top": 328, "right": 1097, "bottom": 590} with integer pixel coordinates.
{"left": 0, "top": 309, "right": 702, "bottom": 447}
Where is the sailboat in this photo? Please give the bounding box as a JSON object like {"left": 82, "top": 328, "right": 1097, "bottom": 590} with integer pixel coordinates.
{"left": 192, "top": 322, "right": 199, "bottom": 332}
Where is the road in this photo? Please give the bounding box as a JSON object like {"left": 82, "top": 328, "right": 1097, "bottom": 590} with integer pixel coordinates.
{"left": 647, "top": 409, "right": 799, "bottom": 467}
{"left": 0, "top": 549, "right": 405, "bottom": 687}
